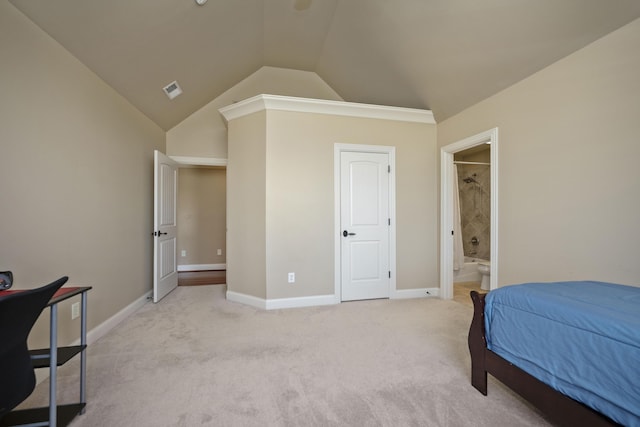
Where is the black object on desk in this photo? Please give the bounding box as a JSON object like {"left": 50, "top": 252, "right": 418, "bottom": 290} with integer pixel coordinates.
{"left": 0, "top": 271, "right": 13, "bottom": 290}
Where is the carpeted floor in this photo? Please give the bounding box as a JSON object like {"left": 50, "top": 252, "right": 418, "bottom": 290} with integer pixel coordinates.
{"left": 20, "top": 285, "right": 552, "bottom": 427}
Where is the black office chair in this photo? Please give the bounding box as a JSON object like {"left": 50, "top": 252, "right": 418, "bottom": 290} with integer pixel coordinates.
{"left": 0, "top": 276, "right": 68, "bottom": 419}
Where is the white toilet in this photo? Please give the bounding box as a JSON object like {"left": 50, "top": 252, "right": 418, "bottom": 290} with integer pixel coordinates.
{"left": 478, "top": 262, "right": 491, "bottom": 290}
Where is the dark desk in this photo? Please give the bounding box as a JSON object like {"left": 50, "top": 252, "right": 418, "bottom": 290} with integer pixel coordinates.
{"left": 0, "top": 286, "right": 91, "bottom": 427}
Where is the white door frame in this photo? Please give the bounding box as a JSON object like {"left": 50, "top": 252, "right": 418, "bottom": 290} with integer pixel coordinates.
{"left": 334, "top": 144, "right": 396, "bottom": 303}
{"left": 440, "top": 128, "right": 499, "bottom": 299}
{"left": 170, "top": 156, "right": 228, "bottom": 168}
{"left": 169, "top": 156, "right": 228, "bottom": 272}
{"left": 152, "top": 155, "right": 227, "bottom": 284}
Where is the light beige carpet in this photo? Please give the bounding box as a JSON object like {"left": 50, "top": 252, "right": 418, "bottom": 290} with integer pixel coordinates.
{"left": 21, "top": 285, "right": 552, "bottom": 426}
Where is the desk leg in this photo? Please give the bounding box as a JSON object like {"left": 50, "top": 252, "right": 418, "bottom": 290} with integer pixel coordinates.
{"left": 80, "top": 291, "right": 87, "bottom": 414}
{"left": 49, "top": 304, "right": 58, "bottom": 427}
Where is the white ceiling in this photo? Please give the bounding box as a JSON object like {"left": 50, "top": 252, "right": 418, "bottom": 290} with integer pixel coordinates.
{"left": 10, "top": 0, "right": 640, "bottom": 130}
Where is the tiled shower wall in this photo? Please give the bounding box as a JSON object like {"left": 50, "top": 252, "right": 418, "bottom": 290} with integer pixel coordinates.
{"left": 457, "top": 164, "right": 490, "bottom": 261}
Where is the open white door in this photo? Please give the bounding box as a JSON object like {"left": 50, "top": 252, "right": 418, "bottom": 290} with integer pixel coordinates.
{"left": 340, "top": 151, "right": 390, "bottom": 301}
{"left": 153, "top": 150, "right": 178, "bottom": 302}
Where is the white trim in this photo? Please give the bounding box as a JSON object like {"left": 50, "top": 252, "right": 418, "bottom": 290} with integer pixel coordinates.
{"left": 219, "top": 94, "right": 435, "bottom": 124}
{"left": 334, "top": 145, "right": 342, "bottom": 304}
{"left": 226, "top": 291, "right": 337, "bottom": 310}
{"left": 226, "top": 291, "right": 266, "bottom": 309}
{"left": 72, "top": 290, "right": 151, "bottom": 346}
{"left": 334, "top": 143, "right": 397, "bottom": 303}
{"left": 440, "top": 150, "right": 455, "bottom": 300}
{"left": 170, "top": 156, "right": 227, "bottom": 276}
{"left": 440, "top": 128, "right": 499, "bottom": 300}
{"left": 36, "top": 290, "right": 152, "bottom": 385}
{"left": 177, "top": 263, "right": 226, "bottom": 272}
{"left": 266, "top": 294, "right": 337, "bottom": 310}
{"left": 392, "top": 288, "right": 440, "bottom": 299}
{"left": 169, "top": 156, "right": 227, "bottom": 167}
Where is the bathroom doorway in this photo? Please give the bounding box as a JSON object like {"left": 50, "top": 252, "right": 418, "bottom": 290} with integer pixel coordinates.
{"left": 440, "top": 128, "right": 498, "bottom": 300}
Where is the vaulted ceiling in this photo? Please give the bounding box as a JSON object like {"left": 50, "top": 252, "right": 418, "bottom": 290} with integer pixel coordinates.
{"left": 10, "top": 0, "right": 640, "bottom": 130}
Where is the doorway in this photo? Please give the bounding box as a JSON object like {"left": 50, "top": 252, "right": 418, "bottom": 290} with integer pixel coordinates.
{"left": 176, "top": 165, "right": 227, "bottom": 273}
{"left": 440, "top": 128, "right": 498, "bottom": 300}
{"left": 169, "top": 156, "right": 227, "bottom": 286}
{"left": 334, "top": 144, "right": 396, "bottom": 302}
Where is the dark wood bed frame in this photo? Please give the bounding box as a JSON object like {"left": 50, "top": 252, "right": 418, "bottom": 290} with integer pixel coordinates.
{"left": 468, "top": 291, "right": 620, "bottom": 427}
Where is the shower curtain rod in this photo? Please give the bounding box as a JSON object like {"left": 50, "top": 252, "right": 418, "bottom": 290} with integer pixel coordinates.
{"left": 453, "top": 161, "right": 490, "bottom": 166}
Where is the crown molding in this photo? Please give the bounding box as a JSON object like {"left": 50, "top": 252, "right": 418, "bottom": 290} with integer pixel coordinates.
{"left": 219, "top": 94, "right": 435, "bottom": 124}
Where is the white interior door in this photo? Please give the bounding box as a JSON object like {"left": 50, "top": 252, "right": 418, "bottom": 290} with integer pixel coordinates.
{"left": 153, "top": 150, "right": 178, "bottom": 303}
{"left": 341, "top": 151, "right": 390, "bottom": 301}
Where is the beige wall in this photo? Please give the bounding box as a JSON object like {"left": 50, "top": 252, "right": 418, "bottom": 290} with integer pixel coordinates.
{"left": 438, "top": 18, "right": 640, "bottom": 287}
{"left": 0, "top": 2, "right": 165, "bottom": 347}
{"left": 226, "top": 112, "right": 267, "bottom": 298}
{"left": 166, "top": 66, "right": 343, "bottom": 159}
{"left": 227, "top": 108, "right": 437, "bottom": 300}
{"left": 177, "top": 168, "right": 226, "bottom": 266}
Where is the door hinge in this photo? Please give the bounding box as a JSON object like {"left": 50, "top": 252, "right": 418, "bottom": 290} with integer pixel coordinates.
{"left": 388, "top": 165, "right": 391, "bottom": 173}
{"left": 388, "top": 218, "right": 391, "bottom": 226}
{"left": 388, "top": 271, "right": 391, "bottom": 278}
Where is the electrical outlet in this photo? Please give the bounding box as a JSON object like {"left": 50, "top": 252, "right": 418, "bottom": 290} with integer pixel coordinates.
{"left": 71, "top": 302, "right": 80, "bottom": 320}
{"left": 288, "top": 272, "right": 295, "bottom": 283}
{"left": 217, "top": 249, "right": 222, "bottom": 256}
{"left": 181, "top": 250, "right": 187, "bottom": 257}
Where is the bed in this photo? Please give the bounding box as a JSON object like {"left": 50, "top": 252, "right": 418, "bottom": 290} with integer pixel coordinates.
{"left": 468, "top": 281, "right": 640, "bottom": 427}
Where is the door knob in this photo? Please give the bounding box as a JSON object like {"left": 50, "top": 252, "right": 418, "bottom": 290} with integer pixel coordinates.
{"left": 343, "top": 230, "right": 356, "bottom": 237}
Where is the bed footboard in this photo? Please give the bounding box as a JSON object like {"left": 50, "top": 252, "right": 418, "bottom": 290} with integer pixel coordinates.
{"left": 467, "top": 290, "right": 620, "bottom": 426}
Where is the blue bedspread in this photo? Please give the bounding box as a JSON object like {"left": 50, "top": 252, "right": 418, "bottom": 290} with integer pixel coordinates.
{"left": 484, "top": 281, "right": 640, "bottom": 426}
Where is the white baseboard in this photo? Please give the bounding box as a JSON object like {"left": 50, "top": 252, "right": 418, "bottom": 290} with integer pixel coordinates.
{"left": 71, "top": 290, "right": 152, "bottom": 347}
{"left": 266, "top": 294, "right": 338, "bottom": 310}
{"left": 226, "top": 291, "right": 266, "bottom": 309}
{"left": 227, "top": 288, "right": 441, "bottom": 310}
{"left": 226, "top": 291, "right": 338, "bottom": 310}
{"left": 36, "top": 290, "right": 152, "bottom": 385}
{"left": 391, "top": 287, "right": 440, "bottom": 299}
{"left": 177, "top": 263, "right": 226, "bottom": 272}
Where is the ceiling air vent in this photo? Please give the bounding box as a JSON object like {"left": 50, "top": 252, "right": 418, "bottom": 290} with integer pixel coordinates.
{"left": 162, "top": 80, "right": 183, "bottom": 100}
